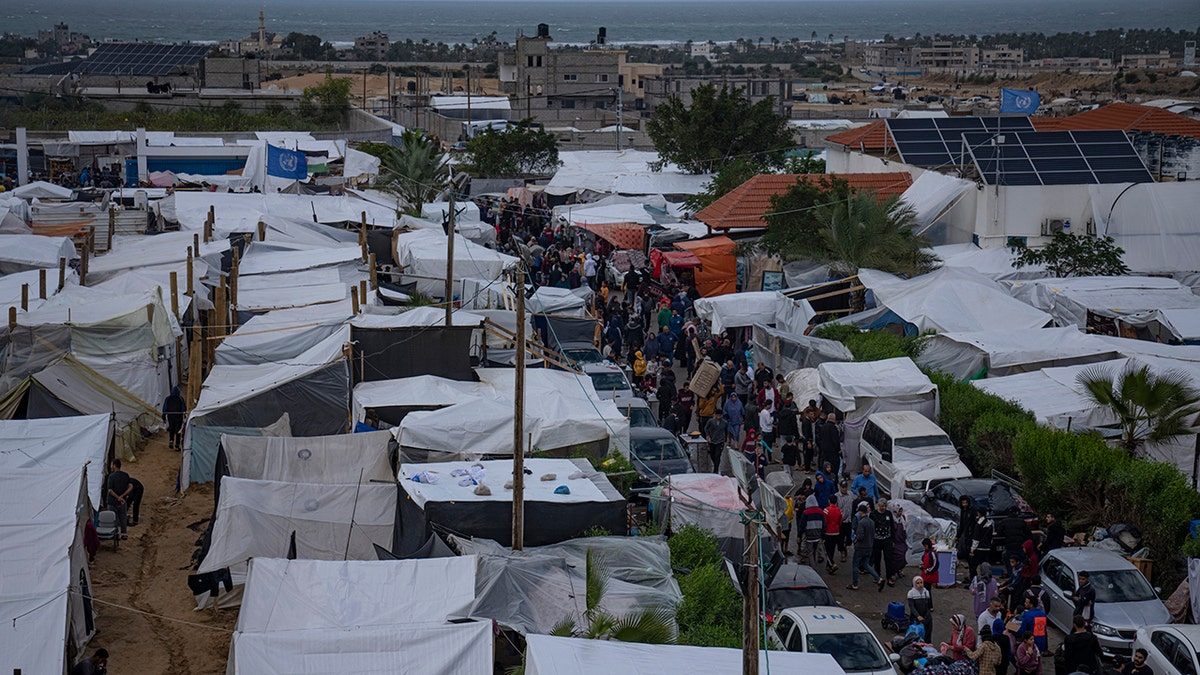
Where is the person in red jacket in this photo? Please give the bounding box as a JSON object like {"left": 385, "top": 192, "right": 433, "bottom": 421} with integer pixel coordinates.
{"left": 920, "top": 537, "right": 941, "bottom": 616}
{"left": 822, "top": 501, "right": 842, "bottom": 574}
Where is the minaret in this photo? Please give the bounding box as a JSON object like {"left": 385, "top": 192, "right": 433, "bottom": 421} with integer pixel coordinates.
{"left": 258, "top": 10, "right": 266, "bottom": 52}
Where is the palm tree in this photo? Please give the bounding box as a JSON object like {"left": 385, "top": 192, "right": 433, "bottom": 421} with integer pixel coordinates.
{"left": 375, "top": 128, "right": 449, "bottom": 216}
{"left": 1075, "top": 364, "right": 1200, "bottom": 456}
{"left": 550, "top": 550, "right": 676, "bottom": 643}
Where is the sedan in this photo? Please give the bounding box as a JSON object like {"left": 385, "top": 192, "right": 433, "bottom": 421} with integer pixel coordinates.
{"left": 921, "top": 478, "right": 1036, "bottom": 526}
{"left": 628, "top": 427, "right": 693, "bottom": 489}
{"left": 1041, "top": 547, "right": 1170, "bottom": 657}
{"left": 1135, "top": 625, "right": 1200, "bottom": 675}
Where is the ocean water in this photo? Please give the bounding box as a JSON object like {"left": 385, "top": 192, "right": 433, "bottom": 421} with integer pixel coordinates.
{"left": 4, "top": 0, "right": 1197, "bottom": 46}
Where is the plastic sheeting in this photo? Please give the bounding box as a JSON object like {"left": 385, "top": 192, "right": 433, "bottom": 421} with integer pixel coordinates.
{"left": 88, "top": 232, "right": 228, "bottom": 282}
{"left": 236, "top": 556, "right": 477, "bottom": 632}
{"left": 401, "top": 459, "right": 609, "bottom": 507}
{"left": 525, "top": 635, "right": 845, "bottom": 675}
{"left": 858, "top": 267, "right": 1053, "bottom": 334}
{"left": 1009, "top": 276, "right": 1200, "bottom": 329}
{"left": 185, "top": 415, "right": 291, "bottom": 488}
{"left": 917, "top": 327, "right": 1123, "bottom": 380}
{"left": 219, "top": 430, "right": 394, "bottom": 485}
{"left": 0, "top": 414, "right": 111, "bottom": 505}
{"left": 18, "top": 285, "right": 182, "bottom": 357}
{"left": 228, "top": 622, "right": 492, "bottom": 675}
{"left": 163, "top": 191, "right": 402, "bottom": 233}
{"left": 198, "top": 477, "right": 398, "bottom": 573}
{"left": 10, "top": 181, "right": 73, "bottom": 200}
{"left": 972, "top": 361, "right": 1125, "bottom": 430}
{"left": 1091, "top": 182, "right": 1200, "bottom": 276}
{"left": 931, "top": 243, "right": 1049, "bottom": 282}
{"left": 752, "top": 324, "right": 853, "bottom": 374}
{"left": 0, "top": 468, "right": 93, "bottom": 675}
{"left": 392, "top": 229, "right": 517, "bottom": 298}
{"left": 568, "top": 203, "right": 657, "bottom": 225}
{"left": 694, "top": 291, "right": 812, "bottom": 334}
{"left": 655, "top": 473, "right": 745, "bottom": 541}
{"left": 216, "top": 300, "right": 354, "bottom": 366}
{"left": 237, "top": 246, "right": 363, "bottom": 276}
{"left": 546, "top": 150, "right": 711, "bottom": 196}
{"left": 0, "top": 235, "right": 76, "bottom": 274}
{"left": 887, "top": 499, "right": 944, "bottom": 565}
{"left": 1118, "top": 308, "right": 1200, "bottom": 344}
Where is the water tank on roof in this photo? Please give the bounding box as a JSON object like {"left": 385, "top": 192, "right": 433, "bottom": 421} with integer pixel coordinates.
{"left": 537, "top": 23, "right": 550, "bottom": 39}
{"left": 597, "top": 27, "right": 607, "bottom": 45}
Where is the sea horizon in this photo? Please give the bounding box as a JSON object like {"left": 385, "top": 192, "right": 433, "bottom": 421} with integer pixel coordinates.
{"left": 4, "top": 0, "right": 1197, "bottom": 48}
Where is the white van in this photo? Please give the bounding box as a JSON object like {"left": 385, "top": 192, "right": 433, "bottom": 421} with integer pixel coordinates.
{"left": 767, "top": 606, "right": 898, "bottom": 675}
{"left": 860, "top": 411, "right": 971, "bottom": 501}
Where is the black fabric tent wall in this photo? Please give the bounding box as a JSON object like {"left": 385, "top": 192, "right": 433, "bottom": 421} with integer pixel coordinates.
{"left": 351, "top": 326, "right": 475, "bottom": 383}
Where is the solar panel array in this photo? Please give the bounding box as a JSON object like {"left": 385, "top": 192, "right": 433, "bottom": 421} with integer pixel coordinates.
{"left": 79, "top": 43, "right": 209, "bottom": 76}
{"left": 964, "top": 129, "right": 1154, "bottom": 186}
{"left": 886, "top": 117, "right": 1035, "bottom": 168}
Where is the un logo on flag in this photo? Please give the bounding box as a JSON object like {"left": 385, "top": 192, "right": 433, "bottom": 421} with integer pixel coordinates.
{"left": 1015, "top": 95, "right": 1032, "bottom": 110}
{"left": 280, "top": 153, "right": 298, "bottom": 173}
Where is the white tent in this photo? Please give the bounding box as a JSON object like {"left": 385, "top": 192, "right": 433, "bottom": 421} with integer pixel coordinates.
{"left": 392, "top": 229, "right": 517, "bottom": 299}
{"left": 917, "top": 327, "right": 1123, "bottom": 380}
{"left": 10, "top": 181, "right": 74, "bottom": 200}
{"left": 1009, "top": 276, "right": 1200, "bottom": 330}
{"left": 1091, "top": 182, "right": 1200, "bottom": 276}
{"left": 931, "top": 243, "right": 1049, "bottom": 282}
{"left": 567, "top": 202, "right": 657, "bottom": 226}
{"left": 0, "top": 235, "right": 76, "bottom": 274}
{"left": 900, "top": 171, "right": 973, "bottom": 237}
{"left": 547, "top": 150, "right": 711, "bottom": 196}
{"left": 198, "top": 477, "right": 398, "bottom": 574}
{"left": 858, "top": 267, "right": 1052, "bottom": 334}
{"left": 88, "top": 231, "right": 228, "bottom": 282}
{"left": 162, "top": 191, "right": 402, "bottom": 233}
{"left": 0, "top": 467, "right": 94, "bottom": 675}
{"left": 656, "top": 473, "right": 745, "bottom": 541}
{"left": 525, "top": 634, "right": 845, "bottom": 675}
{"left": 0, "top": 414, "right": 111, "bottom": 505}
{"left": 216, "top": 299, "right": 354, "bottom": 366}
{"left": 219, "top": 431, "right": 394, "bottom": 485}
{"left": 818, "top": 357, "right": 938, "bottom": 469}
{"left": 694, "top": 291, "right": 813, "bottom": 334}
{"left": 1117, "top": 308, "right": 1200, "bottom": 344}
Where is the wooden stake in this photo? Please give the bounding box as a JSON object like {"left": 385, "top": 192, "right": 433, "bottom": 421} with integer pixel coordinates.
{"left": 445, "top": 190, "right": 455, "bottom": 326}
{"left": 169, "top": 272, "right": 179, "bottom": 317}
{"left": 185, "top": 246, "right": 194, "bottom": 296}
{"left": 359, "top": 280, "right": 368, "bottom": 309}
{"left": 107, "top": 206, "right": 115, "bottom": 251}
{"left": 19, "top": 284, "right": 27, "bottom": 311}
{"left": 351, "top": 285, "right": 360, "bottom": 314}
{"left": 368, "top": 252, "right": 377, "bottom": 289}
{"left": 359, "top": 213, "right": 368, "bottom": 262}
{"left": 257, "top": 220, "right": 266, "bottom": 241}
{"left": 193, "top": 233, "right": 200, "bottom": 258}
{"left": 203, "top": 217, "right": 212, "bottom": 244}
{"left": 742, "top": 515, "right": 761, "bottom": 675}
{"left": 58, "top": 257, "right": 66, "bottom": 292}
{"left": 8, "top": 307, "right": 16, "bottom": 330}
{"left": 80, "top": 247, "right": 89, "bottom": 286}
{"left": 38, "top": 269, "right": 46, "bottom": 299}
{"left": 512, "top": 264, "right": 526, "bottom": 551}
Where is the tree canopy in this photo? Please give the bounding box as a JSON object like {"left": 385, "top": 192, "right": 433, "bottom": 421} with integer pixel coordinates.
{"left": 759, "top": 175, "right": 853, "bottom": 256}
{"left": 460, "top": 120, "right": 560, "bottom": 178}
{"left": 1010, "top": 231, "right": 1130, "bottom": 278}
{"left": 684, "top": 154, "right": 826, "bottom": 213}
{"left": 1075, "top": 364, "right": 1200, "bottom": 456}
{"left": 301, "top": 73, "right": 353, "bottom": 127}
{"left": 374, "top": 129, "right": 449, "bottom": 216}
{"left": 646, "top": 84, "right": 794, "bottom": 175}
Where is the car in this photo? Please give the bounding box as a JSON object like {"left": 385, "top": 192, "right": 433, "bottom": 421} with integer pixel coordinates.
{"left": 859, "top": 411, "right": 972, "bottom": 501}
{"left": 1040, "top": 548, "right": 1170, "bottom": 658}
{"left": 763, "top": 564, "right": 838, "bottom": 622}
{"left": 559, "top": 341, "right": 604, "bottom": 368}
{"left": 1135, "top": 625, "right": 1200, "bottom": 675}
{"left": 616, "top": 397, "right": 656, "bottom": 429}
{"left": 767, "top": 606, "right": 898, "bottom": 675}
{"left": 921, "top": 478, "right": 1037, "bottom": 527}
{"left": 628, "top": 426, "right": 693, "bottom": 487}
{"left": 582, "top": 362, "right": 634, "bottom": 400}
{"left": 448, "top": 140, "right": 469, "bottom": 152}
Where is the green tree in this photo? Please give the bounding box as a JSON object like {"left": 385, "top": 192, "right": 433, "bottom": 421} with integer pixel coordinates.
{"left": 1075, "top": 364, "right": 1200, "bottom": 456}
{"left": 684, "top": 154, "right": 828, "bottom": 213}
{"left": 284, "top": 32, "right": 325, "bottom": 60}
{"left": 646, "top": 84, "right": 794, "bottom": 174}
{"left": 302, "top": 73, "right": 353, "bottom": 126}
{"left": 460, "top": 120, "right": 560, "bottom": 178}
{"left": 549, "top": 550, "right": 676, "bottom": 643}
{"left": 805, "top": 193, "right": 938, "bottom": 280}
{"left": 375, "top": 129, "right": 449, "bottom": 216}
{"left": 1010, "top": 231, "right": 1130, "bottom": 278}
{"left": 759, "top": 175, "right": 852, "bottom": 257}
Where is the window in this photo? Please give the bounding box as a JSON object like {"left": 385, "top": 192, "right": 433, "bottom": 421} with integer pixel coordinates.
{"left": 562, "top": 74, "right": 578, "bottom": 81}
{"left": 595, "top": 73, "right": 609, "bottom": 83}
{"left": 807, "top": 632, "right": 891, "bottom": 671}
{"left": 774, "top": 615, "right": 797, "bottom": 649}
{"left": 527, "top": 55, "right": 534, "bottom": 68}
{"left": 1089, "top": 569, "right": 1156, "bottom": 603}
{"left": 560, "top": 99, "right": 575, "bottom": 109}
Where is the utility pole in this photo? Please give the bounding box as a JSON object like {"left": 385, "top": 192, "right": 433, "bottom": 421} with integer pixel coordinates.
{"left": 616, "top": 86, "right": 624, "bottom": 151}
{"left": 466, "top": 65, "right": 472, "bottom": 126}
{"left": 526, "top": 75, "right": 531, "bottom": 119}
{"left": 445, "top": 189, "right": 455, "bottom": 326}
{"left": 742, "top": 511, "right": 761, "bottom": 675}
{"left": 512, "top": 263, "right": 526, "bottom": 550}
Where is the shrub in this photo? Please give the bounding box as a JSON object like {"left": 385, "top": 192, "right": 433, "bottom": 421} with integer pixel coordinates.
{"left": 668, "top": 523, "right": 723, "bottom": 571}
{"left": 1108, "top": 461, "right": 1200, "bottom": 562}
{"left": 811, "top": 323, "right": 926, "bottom": 362}
{"left": 675, "top": 562, "right": 742, "bottom": 648}
{"left": 930, "top": 372, "right": 1034, "bottom": 452}
{"left": 965, "top": 410, "right": 1036, "bottom": 477}
{"left": 1013, "top": 427, "right": 1128, "bottom": 524}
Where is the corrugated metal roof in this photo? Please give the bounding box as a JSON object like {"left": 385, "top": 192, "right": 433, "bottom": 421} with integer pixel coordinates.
{"left": 695, "top": 172, "right": 913, "bottom": 229}
{"left": 1031, "top": 102, "right": 1200, "bottom": 139}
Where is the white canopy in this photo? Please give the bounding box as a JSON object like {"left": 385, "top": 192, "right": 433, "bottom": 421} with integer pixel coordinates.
{"left": 0, "top": 467, "right": 92, "bottom": 675}
{"left": 0, "top": 235, "right": 76, "bottom": 274}
{"left": 917, "top": 327, "right": 1122, "bottom": 380}
{"left": 819, "top": 357, "right": 937, "bottom": 414}
{"left": 216, "top": 299, "right": 354, "bottom": 366}
{"left": 393, "top": 229, "right": 517, "bottom": 298}
{"left": 219, "top": 431, "right": 395, "bottom": 485}
{"left": 931, "top": 244, "right": 1049, "bottom": 282}
{"left": 10, "top": 181, "right": 74, "bottom": 200}
{"left": 694, "top": 291, "right": 813, "bottom": 334}
{"left": 972, "top": 361, "right": 1121, "bottom": 431}
{"left": 658, "top": 473, "right": 745, "bottom": 540}
{"left": 525, "top": 635, "right": 846, "bottom": 675}
{"left": 859, "top": 267, "right": 1052, "bottom": 334}
{"left": 0, "top": 415, "right": 111, "bottom": 505}
{"left": 900, "top": 171, "right": 973, "bottom": 234}
{"left": 163, "top": 191, "right": 402, "bottom": 233}
{"left": 198, "top": 477, "right": 397, "bottom": 574}
{"left": 400, "top": 458, "right": 609, "bottom": 506}
{"left": 567, "top": 203, "right": 657, "bottom": 226}
{"left": 89, "top": 231, "right": 228, "bottom": 281}
{"left": 547, "top": 150, "right": 711, "bottom": 196}
{"left": 1091, "top": 182, "right": 1200, "bottom": 276}
{"left": 1008, "top": 276, "right": 1200, "bottom": 329}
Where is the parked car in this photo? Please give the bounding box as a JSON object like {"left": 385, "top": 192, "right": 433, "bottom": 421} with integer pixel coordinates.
{"left": 559, "top": 341, "right": 603, "bottom": 367}
{"left": 582, "top": 362, "right": 633, "bottom": 400}
{"left": 763, "top": 563, "right": 838, "bottom": 622}
{"left": 859, "top": 411, "right": 972, "bottom": 501}
{"left": 617, "top": 397, "right": 656, "bottom": 428}
{"left": 628, "top": 426, "right": 692, "bottom": 488}
{"left": 1135, "top": 625, "right": 1200, "bottom": 675}
{"left": 921, "top": 478, "right": 1037, "bottom": 526}
{"left": 1041, "top": 548, "right": 1170, "bottom": 657}
{"left": 767, "top": 606, "right": 898, "bottom": 675}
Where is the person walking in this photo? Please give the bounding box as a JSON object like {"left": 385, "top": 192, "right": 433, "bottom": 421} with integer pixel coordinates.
{"left": 850, "top": 463, "right": 878, "bottom": 502}
{"left": 813, "top": 469, "right": 835, "bottom": 507}
{"left": 1063, "top": 616, "right": 1102, "bottom": 675}
{"left": 966, "top": 626, "right": 1004, "bottom": 675}
{"left": 106, "top": 460, "right": 132, "bottom": 539}
{"left": 970, "top": 563, "right": 999, "bottom": 621}
{"left": 733, "top": 365, "right": 753, "bottom": 403}
{"left": 908, "top": 575, "right": 935, "bottom": 642}
{"left": 835, "top": 480, "right": 854, "bottom": 563}
{"left": 849, "top": 503, "right": 885, "bottom": 591}
{"left": 823, "top": 499, "right": 842, "bottom": 574}
{"left": 722, "top": 393, "right": 744, "bottom": 448}
{"left": 163, "top": 385, "right": 186, "bottom": 450}
{"left": 758, "top": 400, "right": 775, "bottom": 462}
{"left": 815, "top": 413, "right": 842, "bottom": 475}
{"left": 920, "top": 536, "right": 941, "bottom": 604}
{"left": 956, "top": 496, "right": 975, "bottom": 581}
{"left": 696, "top": 383, "right": 721, "bottom": 438}
{"left": 800, "top": 400, "right": 820, "bottom": 471}
{"left": 777, "top": 393, "right": 799, "bottom": 446}
{"left": 801, "top": 495, "right": 825, "bottom": 564}
{"left": 704, "top": 410, "right": 727, "bottom": 473}
{"left": 870, "top": 500, "right": 898, "bottom": 586}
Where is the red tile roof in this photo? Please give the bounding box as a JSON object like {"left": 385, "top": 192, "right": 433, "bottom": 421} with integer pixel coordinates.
{"left": 695, "top": 172, "right": 914, "bottom": 230}
{"left": 825, "top": 120, "right": 892, "bottom": 151}
{"left": 1031, "top": 102, "right": 1200, "bottom": 139}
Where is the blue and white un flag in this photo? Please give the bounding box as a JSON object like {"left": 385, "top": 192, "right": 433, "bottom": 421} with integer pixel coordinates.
{"left": 1000, "top": 89, "right": 1040, "bottom": 115}
{"left": 266, "top": 144, "right": 308, "bottom": 179}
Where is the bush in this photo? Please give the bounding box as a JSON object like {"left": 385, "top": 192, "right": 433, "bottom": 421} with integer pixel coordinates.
{"left": 675, "top": 562, "right": 742, "bottom": 648}
{"left": 965, "top": 410, "right": 1036, "bottom": 477}
{"left": 1108, "top": 461, "right": 1200, "bottom": 563}
{"left": 668, "top": 523, "right": 723, "bottom": 570}
{"left": 929, "top": 372, "right": 1034, "bottom": 453}
{"left": 811, "top": 324, "right": 926, "bottom": 362}
{"left": 1012, "top": 426, "right": 1126, "bottom": 522}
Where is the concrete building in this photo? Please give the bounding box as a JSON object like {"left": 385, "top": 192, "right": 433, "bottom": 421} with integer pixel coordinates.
{"left": 355, "top": 32, "right": 390, "bottom": 60}
{"left": 914, "top": 41, "right": 978, "bottom": 73}
{"left": 980, "top": 45, "right": 1025, "bottom": 71}
{"left": 863, "top": 43, "right": 913, "bottom": 71}
{"left": 1121, "top": 51, "right": 1175, "bottom": 69}
{"left": 499, "top": 24, "right": 625, "bottom": 111}
{"left": 641, "top": 72, "right": 792, "bottom": 117}
{"left": 690, "top": 42, "right": 718, "bottom": 63}
{"left": 204, "top": 57, "right": 263, "bottom": 90}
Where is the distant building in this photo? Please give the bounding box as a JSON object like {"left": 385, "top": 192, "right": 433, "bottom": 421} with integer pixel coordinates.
{"left": 1031, "top": 56, "right": 1113, "bottom": 70}
{"left": 913, "top": 41, "right": 978, "bottom": 73}
{"left": 863, "top": 43, "right": 913, "bottom": 71}
{"left": 1121, "top": 51, "right": 1175, "bottom": 69}
{"left": 980, "top": 45, "right": 1025, "bottom": 71}
{"left": 355, "top": 32, "right": 390, "bottom": 60}
{"left": 219, "top": 11, "right": 283, "bottom": 56}
{"left": 642, "top": 72, "right": 792, "bottom": 117}
{"left": 690, "top": 42, "right": 718, "bottom": 63}
{"left": 498, "top": 24, "right": 623, "bottom": 111}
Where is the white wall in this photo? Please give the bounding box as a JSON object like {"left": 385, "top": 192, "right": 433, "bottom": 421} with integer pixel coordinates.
{"left": 825, "top": 147, "right": 923, "bottom": 175}
{"left": 973, "top": 184, "right": 1095, "bottom": 248}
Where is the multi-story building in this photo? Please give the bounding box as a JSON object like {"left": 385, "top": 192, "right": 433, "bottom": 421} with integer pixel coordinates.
{"left": 499, "top": 25, "right": 624, "bottom": 111}
{"left": 641, "top": 72, "right": 792, "bottom": 117}
{"left": 1121, "top": 51, "right": 1175, "bottom": 69}
{"left": 863, "top": 43, "right": 914, "bottom": 71}
{"left": 980, "top": 45, "right": 1025, "bottom": 70}
{"left": 355, "top": 32, "right": 390, "bottom": 60}
{"left": 913, "top": 41, "right": 978, "bottom": 73}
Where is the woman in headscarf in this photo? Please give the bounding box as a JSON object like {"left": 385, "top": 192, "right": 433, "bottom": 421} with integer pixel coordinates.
{"left": 907, "top": 575, "right": 935, "bottom": 643}
{"left": 970, "top": 563, "right": 999, "bottom": 621}
{"left": 941, "top": 614, "right": 976, "bottom": 661}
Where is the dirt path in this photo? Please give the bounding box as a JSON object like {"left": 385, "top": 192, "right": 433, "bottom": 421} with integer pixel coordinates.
{"left": 87, "top": 432, "right": 233, "bottom": 674}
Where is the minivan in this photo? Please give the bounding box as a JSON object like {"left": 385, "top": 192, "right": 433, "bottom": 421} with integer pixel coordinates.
{"left": 859, "top": 411, "right": 971, "bottom": 501}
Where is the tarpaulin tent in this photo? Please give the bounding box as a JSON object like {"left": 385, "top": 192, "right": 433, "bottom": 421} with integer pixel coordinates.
{"left": 525, "top": 635, "right": 846, "bottom": 675}
{"left": 216, "top": 300, "right": 354, "bottom": 366}
{"left": 0, "top": 234, "right": 77, "bottom": 274}
{"left": 392, "top": 229, "right": 517, "bottom": 299}
{"left": 917, "top": 327, "right": 1123, "bottom": 380}
{"left": 217, "top": 430, "right": 394, "bottom": 486}
{"left": 674, "top": 236, "right": 738, "bottom": 297}
{"left": 0, "top": 414, "right": 111, "bottom": 505}
{"left": 1091, "top": 182, "right": 1200, "bottom": 276}
{"left": 818, "top": 357, "right": 938, "bottom": 470}
{"left": 857, "top": 267, "right": 1053, "bottom": 334}
{"left": 577, "top": 221, "right": 646, "bottom": 250}
{"left": 1009, "top": 276, "right": 1200, "bottom": 331}
{"left": 88, "top": 231, "right": 228, "bottom": 282}
{"left": 0, "top": 467, "right": 94, "bottom": 675}
{"left": 752, "top": 324, "right": 853, "bottom": 374}
{"left": 694, "top": 291, "right": 813, "bottom": 334}
{"left": 1120, "top": 308, "right": 1200, "bottom": 344}
{"left": 931, "top": 243, "right": 1049, "bottom": 282}
{"left": 653, "top": 473, "right": 744, "bottom": 541}
{"left": 397, "top": 458, "right": 625, "bottom": 549}
{"left": 350, "top": 309, "right": 481, "bottom": 383}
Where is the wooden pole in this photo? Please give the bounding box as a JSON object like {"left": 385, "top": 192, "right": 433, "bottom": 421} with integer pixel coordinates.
{"left": 8, "top": 306, "right": 16, "bottom": 330}
{"left": 19, "top": 284, "right": 27, "bottom": 311}
{"left": 170, "top": 271, "right": 181, "bottom": 387}
{"left": 88, "top": 228, "right": 95, "bottom": 255}
{"left": 107, "top": 206, "right": 116, "bottom": 251}
{"left": 351, "top": 285, "right": 360, "bottom": 315}
{"left": 359, "top": 213, "right": 368, "bottom": 262}
{"left": 742, "top": 515, "right": 760, "bottom": 675}
{"left": 445, "top": 190, "right": 455, "bottom": 326}
{"left": 185, "top": 246, "right": 195, "bottom": 296}
{"left": 58, "top": 257, "right": 66, "bottom": 292}
{"left": 79, "top": 247, "right": 89, "bottom": 286}
{"left": 368, "top": 252, "right": 378, "bottom": 289}
{"left": 359, "top": 280, "right": 368, "bottom": 310}
{"left": 203, "top": 217, "right": 212, "bottom": 244}
{"left": 169, "top": 272, "right": 179, "bottom": 317}
{"left": 189, "top": 323, "right": 202, "bottom": 408}
{"left": 257, "top": 220, "right": 266, "bottom": 241}
{"left": 38, "top": 269, "right": 46, "bottom": 299}
{"left": 512, "top": 264, "right": 526, "bottom": 550}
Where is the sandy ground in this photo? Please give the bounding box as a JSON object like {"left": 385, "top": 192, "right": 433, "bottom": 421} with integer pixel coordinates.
{"left": 268, "top": 72, "right": 504, "bottom": 101}
{"left": 86, "top": 432, "right": 233, "bottom": 674}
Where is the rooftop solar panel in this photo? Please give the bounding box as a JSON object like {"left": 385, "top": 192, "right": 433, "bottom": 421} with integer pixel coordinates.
{"left": 79, "top": 43, "right": 209, "bottom": 76}
{"left": 964, "top": 128, "right": 1154, "bottom": 185}
{"left": 887, "top": 116, "right": 1034, "bottom": 168}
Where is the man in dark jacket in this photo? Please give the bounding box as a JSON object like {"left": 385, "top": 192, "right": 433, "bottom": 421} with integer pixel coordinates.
{"left": 1074, "top": 570, "right": 1097, "bottom": 623}
{"left": 851, "top": 503, "right": 884, "bottom": 590}
{"left": 815, "top": 413, "right": 842, "bottom": 474}
{"left": 1040, "top": 512, "right": 1066, "bottom": 558}
{"left": 777, "top": 394, "right": 799, "bottom": 443}
{"left": 1063, "top": 616, "right": 1102, "bottom": 674}
{"left": 995, "top": 511, "right": 1032, "bottom": 575}
{"left": 163, "top": 385, "right": 187, "bottom": 450}
{"left": 870, "top": 499, "right": 898, "bottom": 584}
